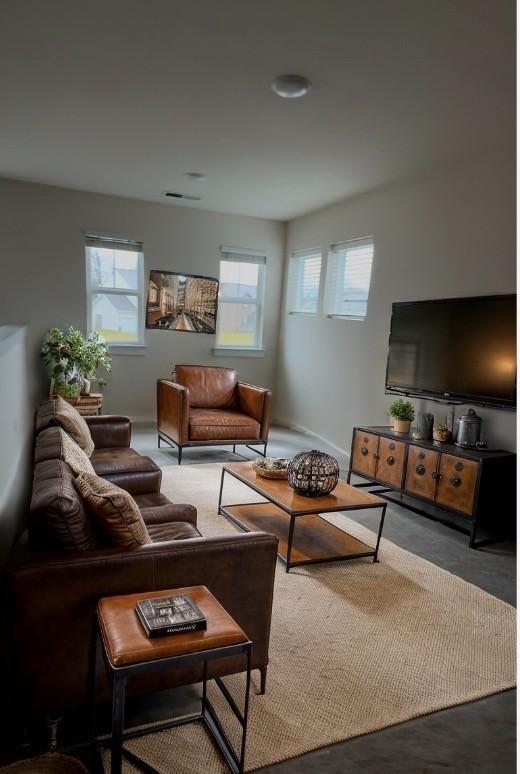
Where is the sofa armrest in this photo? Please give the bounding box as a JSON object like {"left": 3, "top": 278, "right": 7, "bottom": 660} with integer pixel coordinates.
{"left": 85, "top": 415, "right": 131, "bottom": 449}
{"left": 237, "top": 382, "right": 272, "bottom": 440}
{"left": 157, "top": 379, "right": 190, "bottom": 445}
{"left": 3, "top": 531, "right": 278, "bottom": 715}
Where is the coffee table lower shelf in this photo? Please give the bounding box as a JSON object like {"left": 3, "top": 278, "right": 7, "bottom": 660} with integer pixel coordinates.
{"left": 219, "top": 502, "right": 376, "bottom": 570}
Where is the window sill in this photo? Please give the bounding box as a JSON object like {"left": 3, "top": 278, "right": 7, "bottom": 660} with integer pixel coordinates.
{"left": 212, "top": 347, "right": 265, "bottom": 358}
{"left": 109, "top": 344, "right": 147, "bottom": 356}
{"left": 327, "top": 315, "right": 366, "bottom": 322}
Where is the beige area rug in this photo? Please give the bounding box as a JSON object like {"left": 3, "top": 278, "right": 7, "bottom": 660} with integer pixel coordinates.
{"left": 113, "top": 463, "right": 516, "bottom": 773}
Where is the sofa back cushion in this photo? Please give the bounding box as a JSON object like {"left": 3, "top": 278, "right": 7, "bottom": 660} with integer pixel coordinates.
{"left": 174, "top": 365, "right": 237, "bottom": 409}
{"left": 35, "top": 427, "right": 95, "bottom": 476}
{"left": 35, "top": 397, "right": 58, "bottom": 434}
{"left": 75, "top": 473, "right": 151, "bottom": 547}
{"left": 30, "top": 459, "right": 98, "bottom": 551}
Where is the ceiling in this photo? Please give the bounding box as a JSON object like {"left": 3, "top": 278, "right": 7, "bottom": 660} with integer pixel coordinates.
{"left": 0, "top": 0, "right": 514, "bottom": 220}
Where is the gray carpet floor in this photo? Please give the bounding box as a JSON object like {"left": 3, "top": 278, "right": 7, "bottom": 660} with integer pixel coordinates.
{"left": 128, "top": 423, "right": 516, "bottom": 774}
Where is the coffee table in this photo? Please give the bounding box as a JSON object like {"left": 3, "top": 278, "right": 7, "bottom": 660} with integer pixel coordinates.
{"left": 218, "top": 462, "right": 387, "bottom": 572}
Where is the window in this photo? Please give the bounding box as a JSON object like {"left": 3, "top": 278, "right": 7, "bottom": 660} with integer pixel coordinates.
{"left": 85, "top": 235, "right": 144, "bottom": 345}
{"left": 325, "top": 237, "right": 374, "bottom": 319}
{"left": 286, "top": 249, "right": 322, "bottom": 315}
{"left": 216, "top": 247, "right": 266, "bottom": 349}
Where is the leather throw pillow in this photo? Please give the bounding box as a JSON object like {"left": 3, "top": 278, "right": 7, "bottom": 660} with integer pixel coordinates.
{"left": 53, "top": 396, "right": 95, "bottom": 457}
{"left": 75, "top": 472, "right": 151, "bottom": 547}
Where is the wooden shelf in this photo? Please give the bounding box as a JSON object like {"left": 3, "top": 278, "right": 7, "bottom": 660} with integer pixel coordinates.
{"left": 220, "top": 502, "right": 374, "bottom": 566}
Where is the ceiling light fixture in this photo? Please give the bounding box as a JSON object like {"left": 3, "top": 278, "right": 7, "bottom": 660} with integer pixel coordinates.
{"left": 183, "top": 171, "right": 207, "bottom": 181}
{"left": 271, "top": 74, "right": 311, "bottom": 98}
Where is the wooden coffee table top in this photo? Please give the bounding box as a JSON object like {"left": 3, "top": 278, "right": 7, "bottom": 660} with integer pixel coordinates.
{"left": 223, "top": 461, "right": 383, "bottom": 515}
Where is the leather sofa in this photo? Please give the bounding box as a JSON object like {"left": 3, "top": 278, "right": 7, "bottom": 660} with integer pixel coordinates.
{"left": 157, "top": 364, "right": 271, "bottom": 463}
{"left": 2, "top": 399, "right": 278, "bottom": 745}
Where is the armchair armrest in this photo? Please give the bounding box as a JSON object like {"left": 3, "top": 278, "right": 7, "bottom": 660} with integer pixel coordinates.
{"left": 85, "top": 415, "right": 131, "bottom": 449}
{"left": 237, "top": 382, "right": 272, "bottom": 441}
{"left": 157, "top": 379, "right": 189, "bottom": 445}
{"left": 4, "top": 532, "right": 278, "bottom": 714}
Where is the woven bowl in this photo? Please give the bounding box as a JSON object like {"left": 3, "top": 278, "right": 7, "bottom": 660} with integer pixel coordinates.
{"left": 252, "top": 458, "right": 289, "bottom": 479}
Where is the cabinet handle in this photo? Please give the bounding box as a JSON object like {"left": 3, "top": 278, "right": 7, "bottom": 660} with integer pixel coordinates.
{"left": 417, "top": 452, "right": 426, "bottom": 460}
{"left": 450, "top": 476, "right": 462, "bottom": 488}
{"left": 364, "top": 437, "right": 369, "bottom": 443}
{"left": 455, "top": 462, "right": 464, "bottom": 471}
{"left": 386, "top": 455, "right": 395, "bottom": 465}
{"left": 389, "top": 442, "right": 395, "bottom": 450}
{"left": 416, "top": 464, "right": 425, "bottom": 475}
{"left": 361, "top": 447, "right": 368, "bottom": 456}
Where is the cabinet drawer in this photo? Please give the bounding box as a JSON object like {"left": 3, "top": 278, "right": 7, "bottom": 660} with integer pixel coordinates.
{"left": 435, "top": 454, "right": 479, "bottom": 516}
{"left": 404, "top": 446, "right": 439, "bottom": 501}
{"left": 351, "top": 431, "right": 379, "bottom": 478}
{"left": 376, "top": 437, "right": 405, "bottom": 487}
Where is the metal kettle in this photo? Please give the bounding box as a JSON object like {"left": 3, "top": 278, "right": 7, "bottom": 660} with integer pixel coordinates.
{"left": 455, "top": 408, "right": 482, "bottom": 448}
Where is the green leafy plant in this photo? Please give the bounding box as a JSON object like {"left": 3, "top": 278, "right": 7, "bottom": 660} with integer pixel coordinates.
{"left": 41, "top": 327, "right": 111, "bottom": 395}
{"left": 388, "top": 399, "right": 415, "bottom": 422}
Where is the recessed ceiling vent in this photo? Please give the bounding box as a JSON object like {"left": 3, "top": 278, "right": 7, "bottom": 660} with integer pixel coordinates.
{"left": 163, "top": 191, "right": 201, "bottom": 201}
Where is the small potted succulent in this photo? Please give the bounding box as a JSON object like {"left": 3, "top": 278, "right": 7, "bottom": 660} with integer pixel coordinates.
{"left": 388, "top": 399, "right": 415, "bottom": 433}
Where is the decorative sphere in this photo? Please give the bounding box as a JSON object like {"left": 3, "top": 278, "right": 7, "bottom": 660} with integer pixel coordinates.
{"left": 287, "top": 450, "right": 339, "bottom": 497}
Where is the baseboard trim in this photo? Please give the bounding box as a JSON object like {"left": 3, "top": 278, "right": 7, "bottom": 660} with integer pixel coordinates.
{"left": 272, "top": 417, "right": 350, "bottom": 466}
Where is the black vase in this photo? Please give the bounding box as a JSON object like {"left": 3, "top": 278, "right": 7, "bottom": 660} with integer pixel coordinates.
{"left": 287, "top": 450, "right": 339, "bottom": 497}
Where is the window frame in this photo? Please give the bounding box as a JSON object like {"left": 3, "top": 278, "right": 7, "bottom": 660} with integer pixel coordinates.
{"left": 286, "top": 248, "right": 323, "bottom": 316}
{"left": 325, "top": 236, "right": 374, "bottom": 321}
{"left": 215, "top": 248, "right": 266, "bottom": 351}
{"left": 85, "top": 235, "right": 145, "bottom": 347}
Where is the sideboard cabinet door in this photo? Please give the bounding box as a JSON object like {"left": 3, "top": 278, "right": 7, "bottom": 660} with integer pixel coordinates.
{"left": 351, "top": 431, "right": 379, "bottom": 478}
{"left": 435, "top": 454, "right": 479, "bottom": 516}
{"left": 404, "top": 446, "right": 439, "bottom": 501}
{"left": 375, "top": 437, "right": 406, "bottom": 487}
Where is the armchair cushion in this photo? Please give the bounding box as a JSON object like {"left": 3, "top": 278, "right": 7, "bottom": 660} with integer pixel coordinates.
{"left": 147, "top": 522, "right": 201, "bottom": 542}
{"left": 174, "top": 364, "right": 237, "bottom": 409}
{"left": 189, "top": 408, "right": 260, "bottom": 441}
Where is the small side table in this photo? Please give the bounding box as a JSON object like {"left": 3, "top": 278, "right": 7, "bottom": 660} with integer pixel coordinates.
{"left": 54, "top": 393, "right": 104, "bottom": 416}
{"left": 93, "top": 586, "right": 252, "bottom": 774}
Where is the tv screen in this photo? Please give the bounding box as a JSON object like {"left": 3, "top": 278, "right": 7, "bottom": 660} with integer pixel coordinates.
{"left": 385, "top": 295, "right": 516, "bottom": 408}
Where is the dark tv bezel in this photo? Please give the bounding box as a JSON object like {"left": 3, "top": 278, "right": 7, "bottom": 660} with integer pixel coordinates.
{"left": 384, "top": 294, "right": 517, "bottom": 410}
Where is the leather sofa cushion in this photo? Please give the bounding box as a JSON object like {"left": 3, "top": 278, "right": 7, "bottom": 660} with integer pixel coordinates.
{"left": 30, "top": 459, "right": 98, "bottom": 551}
{"left": 133, "top": 493, "right": 198, "bottom": 526}
{"left": 147, "top": 521, "right": 201, "bottom": 542}
{"left": 91, "top": 449, "right": 162, "bottom": 495}
{"left": 189, "top": 408, "right": 260, "bottom": 441}
{"left": 54, "top": 397, "right": 95, "bottom": 457}
{"left": 35, "top": 397, "right": 58, "bottom": 434}
{"left": 76, "top": 472, "right": 151, "bottom": 547}
{"left": 35, "top": 427, "right": 95, "bottom": 476}
{"left": 175, "top": 365, "right": 237, "bottom": 409}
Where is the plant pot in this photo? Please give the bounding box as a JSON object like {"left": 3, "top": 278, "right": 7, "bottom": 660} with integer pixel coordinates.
{"left": 80, "top": 377, "right": 91, "bottom": 396}
{"left": 393, "top": 418, "right": 411, "bottom": 433}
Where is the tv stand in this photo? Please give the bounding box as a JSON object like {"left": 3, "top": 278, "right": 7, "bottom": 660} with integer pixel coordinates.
{"left": 347, "top": 426, "right": 515, "bottom": 548}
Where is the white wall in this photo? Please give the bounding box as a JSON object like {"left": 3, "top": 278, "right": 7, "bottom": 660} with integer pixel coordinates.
{"left": 0, "top": 179, "right": 285, "bottom": 420}
{"left": 276, "top": 149, "right": 516, "bottom": 453}
{"left": 0, "top": 327, "right": 32, "bottom": 562}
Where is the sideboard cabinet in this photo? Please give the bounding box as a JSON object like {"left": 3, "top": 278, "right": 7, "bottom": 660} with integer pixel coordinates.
{"left": 348, "top": 426, "right": 515, "bottom": 547}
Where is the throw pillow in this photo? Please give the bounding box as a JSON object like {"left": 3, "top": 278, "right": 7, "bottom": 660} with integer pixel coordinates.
{"left": 75, "top": 472, "right": 151, "bottom": 547}
{"left": 61, "top": 429, "right": 95, "bottom": 476}
{"left": 54, "top": 396, "right": 95, "bottom": 457}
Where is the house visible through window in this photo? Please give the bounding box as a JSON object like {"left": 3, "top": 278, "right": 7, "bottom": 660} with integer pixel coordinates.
{"left": 325, "top": 237, "right": 374, "bottom": 319}
{"left": 85, "top": 236, "right": 144, "bottom": 345}
{"left": 216, "top": 247, "right": 266, "bottom": 349}
{"left": 287, "top": 248, "right": 322, "bottom": 314}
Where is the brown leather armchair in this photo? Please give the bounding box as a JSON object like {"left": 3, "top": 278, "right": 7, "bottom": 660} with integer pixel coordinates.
{"left": 157, "top": 365, "right": 271, "bottom": 463}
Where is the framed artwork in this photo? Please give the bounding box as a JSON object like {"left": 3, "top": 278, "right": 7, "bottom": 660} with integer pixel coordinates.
{"left": 146, "top": 270, "right": 219, "bottom": 333}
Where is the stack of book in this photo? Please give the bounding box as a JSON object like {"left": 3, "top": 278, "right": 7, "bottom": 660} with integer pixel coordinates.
{"left": 136, "top": 594, "right": 207, "bottom": 639}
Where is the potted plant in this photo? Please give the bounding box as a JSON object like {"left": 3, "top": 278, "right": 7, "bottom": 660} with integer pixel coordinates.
{"left": 388, "top": 399, "right": 415, "bottom": 433}
{"left": 41, "top": 327, "right": 111, "bottom": 398}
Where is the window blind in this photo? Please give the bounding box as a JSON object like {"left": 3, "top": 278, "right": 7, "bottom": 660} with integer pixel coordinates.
{"left": 85, "top": 235, "right": 142, "bottom": 253}
{"left": 220, "top": 246, "right": 266, "bottom": 265}
{"left": 287, "top": 249, "right": 322, "bottom": 314}
{"left": 326, "top": 237, "right": 374, "bottom": 319}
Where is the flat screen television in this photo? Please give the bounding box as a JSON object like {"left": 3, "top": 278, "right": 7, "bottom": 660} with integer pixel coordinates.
{"left": 385, "top": 294, "right": 516, "bottom": 408}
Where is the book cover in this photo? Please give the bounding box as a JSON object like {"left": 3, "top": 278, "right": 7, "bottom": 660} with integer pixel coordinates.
{"left": 136, "top": 594, "right": 207, "bottom": 639}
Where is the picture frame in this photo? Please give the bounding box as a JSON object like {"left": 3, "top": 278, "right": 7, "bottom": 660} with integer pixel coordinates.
{"left": 146, "top": 270, "right": 219, "bottom": 333}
